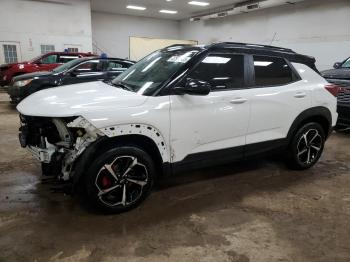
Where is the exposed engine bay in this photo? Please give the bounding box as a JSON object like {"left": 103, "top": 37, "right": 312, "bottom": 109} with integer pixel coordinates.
{"left": 19, "top": 115, "right": 104, "bottom": 180}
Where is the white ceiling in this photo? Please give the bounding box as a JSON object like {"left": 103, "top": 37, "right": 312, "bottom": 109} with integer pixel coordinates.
{"left": 91, "top": 0, "right": 247, "bottom": 20}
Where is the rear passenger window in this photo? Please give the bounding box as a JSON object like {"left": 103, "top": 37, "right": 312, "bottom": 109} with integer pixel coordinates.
{"left": 253, "top": 56, "right": 294, "bottom": 86}
{"left": 187, "top": 54, "right": 245, "bottom": 91}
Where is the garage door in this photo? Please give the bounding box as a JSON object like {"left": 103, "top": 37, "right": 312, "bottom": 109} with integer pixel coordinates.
{"left": 129, "top": 37, "right": 198, "bottom": 61}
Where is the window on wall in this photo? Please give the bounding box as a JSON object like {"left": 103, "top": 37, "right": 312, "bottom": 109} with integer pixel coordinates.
{"left": 3, "top": 45, "right": 18, "bottom": 63}
{"left": 253, "top": 56, "right": 294, "bottom": 87}
{"left": 40, "top": 45, "right": 55, "bottom": 54}
{"left": 187, "top": 54, "right": 245, "bottom": 91}
{"left": 67, "top": 47, "right": 79, "bottom": 53}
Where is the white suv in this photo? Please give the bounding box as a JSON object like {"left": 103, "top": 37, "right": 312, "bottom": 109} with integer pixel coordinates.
{"left": 17, "top": 43, "right": 338, "bottom": 213}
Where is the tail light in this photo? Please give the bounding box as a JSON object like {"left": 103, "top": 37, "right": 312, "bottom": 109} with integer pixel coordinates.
{"left": 325, "top": 84, "right": 343, "bottom": 97}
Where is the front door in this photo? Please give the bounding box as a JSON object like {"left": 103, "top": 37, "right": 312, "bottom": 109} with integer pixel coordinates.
{"left": 170, "top": 53, "right": 250, "bottom": 166}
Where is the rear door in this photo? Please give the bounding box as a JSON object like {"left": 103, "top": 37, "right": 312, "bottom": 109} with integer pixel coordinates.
{"left": 61, "top": 59, "right": 105, "bottom": 85}
{"left": 245, "top": 55, "right": 312, "bottom": 149}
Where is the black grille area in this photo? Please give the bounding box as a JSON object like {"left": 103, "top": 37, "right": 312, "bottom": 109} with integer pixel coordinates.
{"left": 337, "top": 91, "right": 350, "bottom": 103}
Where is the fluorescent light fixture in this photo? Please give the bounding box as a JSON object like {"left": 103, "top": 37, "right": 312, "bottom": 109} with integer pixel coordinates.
{"left": 159, "top": 9, "right": 178, "bottom": 14}
{"left": 188, "top": 1, "right": 210, "bottom": 6}
{"left": 127, "top": 5, "right": 146, "bottom": 10}
{"left": 254, "top": 61, "right": 273, "bottom": 66}
{"left": 202, "top": 56, "right": 230, "bottom": 64}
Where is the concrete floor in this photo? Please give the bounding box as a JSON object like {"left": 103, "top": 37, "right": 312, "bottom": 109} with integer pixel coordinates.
{"left": 0, "top": 92, "right": 349, "bottom": 262}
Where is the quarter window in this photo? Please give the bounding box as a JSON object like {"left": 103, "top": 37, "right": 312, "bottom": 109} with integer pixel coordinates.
{"left": 3, "top": 44, "right": 18, "bottom": 63}
{"left": 187, "top": 54, "right": 245, "bottom": 91}
{"left": 253, "top": 56, "right": 294, "bottom": 86}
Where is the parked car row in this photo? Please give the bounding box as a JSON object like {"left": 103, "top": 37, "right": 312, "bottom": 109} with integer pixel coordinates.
{"left": 0, "top": 51, "right": 94, "bottom": 86}
{"left": 7, "top": 56, "right": 135, "bottom": 103}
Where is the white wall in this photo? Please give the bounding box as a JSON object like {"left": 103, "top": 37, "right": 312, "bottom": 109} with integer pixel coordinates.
{"left": 0, "top": 0, "right": 93, "bottom": 62}
{"left": 91, "top": 12, "right": 180, "bottom": 59}
{"left": 179, "top": 0, "right": 350, "bottom": 70}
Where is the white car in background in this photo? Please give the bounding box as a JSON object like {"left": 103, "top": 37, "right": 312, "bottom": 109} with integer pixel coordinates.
{"left": 17, "top": 43, "right": 338, "bottom": 213}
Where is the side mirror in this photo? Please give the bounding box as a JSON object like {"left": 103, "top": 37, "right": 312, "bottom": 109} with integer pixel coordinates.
{"left": 173, "top": 79, "right": 211, "bottom": 96}
{"left": 334, "top": 62, "right": 342, "bottom": 69}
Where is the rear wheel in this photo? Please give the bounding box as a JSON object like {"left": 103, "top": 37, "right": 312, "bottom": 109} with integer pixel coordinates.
{"left": 85, "top": 146, "right": 155, "bottom": 213}
{"left": 286, "top": 122, "right": 325, "bottom": 170}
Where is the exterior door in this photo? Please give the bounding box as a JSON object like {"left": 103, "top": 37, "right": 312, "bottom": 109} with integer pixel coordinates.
{"left": 62, "top": 59, "right": 105, "bottom": 85}
{"left": 170, "top": 53, "right": 250, "bottom": 164}
{"left": 245, "top": 55, "right": 312, "bottom": 146}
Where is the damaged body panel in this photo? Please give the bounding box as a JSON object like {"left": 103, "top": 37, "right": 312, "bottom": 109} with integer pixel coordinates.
{"left": 19, "top": 115, "right": 104, "bottom": 180}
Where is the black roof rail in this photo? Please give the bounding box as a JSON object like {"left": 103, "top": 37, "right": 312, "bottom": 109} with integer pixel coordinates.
{"left": 166, "top": 44, "right": 193, "bottom": 48}
{"left": 209, "top": 42, "right": 296, "bottom": 53}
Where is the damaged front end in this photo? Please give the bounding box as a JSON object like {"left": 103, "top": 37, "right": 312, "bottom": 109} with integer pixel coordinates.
{"left": 19, "top": 115, "right": 104, "bottom": 181}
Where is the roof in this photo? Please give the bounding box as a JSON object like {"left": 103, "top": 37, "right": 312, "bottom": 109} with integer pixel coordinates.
{"left": 165, "top": 42, "right": 317, "bottom": 70}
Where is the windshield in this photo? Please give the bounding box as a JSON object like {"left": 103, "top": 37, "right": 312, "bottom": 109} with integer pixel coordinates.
{"left": 341, "top": 58, "right": 350, "bottom": 68}
{"left": 112, "top": 48, "right": 200, "bottom": 95}
{"left": 52, "top": 58, "right": 90, "bottom": 73}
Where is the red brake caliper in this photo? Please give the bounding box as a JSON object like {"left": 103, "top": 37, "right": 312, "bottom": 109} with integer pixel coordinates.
{"left": 101, "top": 175, "right": 112, "bottom": 188}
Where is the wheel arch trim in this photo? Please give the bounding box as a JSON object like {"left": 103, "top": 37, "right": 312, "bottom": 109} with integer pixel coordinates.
{"left": 100, "top": 123, "right": 169, "bottom": 162}
{"left": 287, "top": 106, "right": 332, "bottom": 142}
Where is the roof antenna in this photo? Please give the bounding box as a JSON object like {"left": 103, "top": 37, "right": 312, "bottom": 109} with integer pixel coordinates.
{"left": 270, "top": 32, "right": 277, "bottom": 45}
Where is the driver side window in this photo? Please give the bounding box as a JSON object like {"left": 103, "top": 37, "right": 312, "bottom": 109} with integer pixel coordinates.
{"left": 187, "top": 54, "right": 245, "bottom": 91}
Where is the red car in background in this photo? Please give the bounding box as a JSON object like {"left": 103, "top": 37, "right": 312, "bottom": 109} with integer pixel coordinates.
{"left": 0, "top": 52, "right": 94, "bottom": 86}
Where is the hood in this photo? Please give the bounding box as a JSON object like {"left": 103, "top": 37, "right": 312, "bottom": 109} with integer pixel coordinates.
{"left": 13, "top": 71, "right": 52, "bottom": 81}
{"left": 321, "top": 68, "right": 350, "bottom": 80}
{"left": 0, "top": 61, "right": 30, "bottom": 68}
{"left": 17, "top": 81, "right": 147, "bottom": 117}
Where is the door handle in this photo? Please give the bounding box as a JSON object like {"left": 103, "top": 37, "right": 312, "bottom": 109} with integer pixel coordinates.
{"left": 229, "top": 98, "right": 248, "bottom": 104}
{"left": 294, "top": 92, "right": 306, "bottom": 98}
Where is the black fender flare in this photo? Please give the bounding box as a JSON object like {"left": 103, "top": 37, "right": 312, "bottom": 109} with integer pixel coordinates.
{"left": 286, "top": 106, "right": 332, "bottom": 143}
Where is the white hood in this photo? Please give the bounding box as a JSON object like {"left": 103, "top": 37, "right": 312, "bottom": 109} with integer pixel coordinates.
{"left": 17, "top": 81, "right": 148, "bottom": 117}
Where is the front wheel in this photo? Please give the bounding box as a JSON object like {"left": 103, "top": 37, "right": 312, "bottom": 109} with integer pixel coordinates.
{"left": 286, "top": 122, "right": 325, "bottom": 170}
{"left": 85, "top": 146, "right": 155, "bottom": 213}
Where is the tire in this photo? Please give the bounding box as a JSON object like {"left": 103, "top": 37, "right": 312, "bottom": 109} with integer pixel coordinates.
{"left": 286, "top": 122, "right": 325, "bottom": 170}
{"left": 84, "top": 146, "right": 155, "bottom": 213}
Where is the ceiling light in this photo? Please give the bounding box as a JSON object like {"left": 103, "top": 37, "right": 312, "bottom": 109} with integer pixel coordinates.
{"left": 188, "top": 1, "right": 210, "bottom": 6}
{"left": 126, "top": 5, "right": 146, "bottom": 10}
{"left": 159, "top": 9, "right": 178, "bottom": 14}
